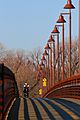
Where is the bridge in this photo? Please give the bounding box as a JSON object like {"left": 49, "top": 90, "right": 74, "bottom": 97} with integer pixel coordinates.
{"left": 0, "top": 0, "right": 80, "bottom": 119}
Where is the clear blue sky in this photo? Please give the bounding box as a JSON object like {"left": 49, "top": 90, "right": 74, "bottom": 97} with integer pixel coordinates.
{"left": 0, "top": 0, "right": 78, "bottom": 51}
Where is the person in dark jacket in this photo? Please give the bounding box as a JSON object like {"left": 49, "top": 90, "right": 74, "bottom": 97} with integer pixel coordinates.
{"left": 23, "top": 83, "right": 27, "bottom": 97}
{"left": 27, "top": 84, "right": 29, "bottom": 98}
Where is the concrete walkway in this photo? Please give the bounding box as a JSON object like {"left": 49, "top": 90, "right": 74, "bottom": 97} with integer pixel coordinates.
{"left": 7, "top": 98, "right": 80, "bottom": 120}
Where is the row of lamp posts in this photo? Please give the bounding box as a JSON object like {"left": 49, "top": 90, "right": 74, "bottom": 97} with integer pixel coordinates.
{"left": 37, "top": 0, "right": 80, "bottom": 97}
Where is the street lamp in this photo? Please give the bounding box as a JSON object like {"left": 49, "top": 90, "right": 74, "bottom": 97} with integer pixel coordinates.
{"left": 40, "top": 60, "right": 45, "bottom": 68}
{"left": 36, "top": 69, "right": 42, "bottom": 95}
{"left": 63, "top": 0, "right": 75, "bottom": 77}
{"left": 48, "top": 35, "right": 55, "bottom": 85}
{"left": 41, "top": 56, "right": 47, "bottom": 95}
{"left": 64, "top": 0, "right": 75, "bottom": 9}
{"left": 43, "top": 50, "right": 48, "bottom": 68}
{"left": 39, "top": 60, "right": 45, "bottom": 97}
{"left": 51, "top": 26, "right": 60, "bottom": 83}
{"left": 56, "top": 14, "right": 66, "bottom": 81}
{"left": 41, "top": 55, "right": 47, "bottom": 68}
{"left": 45, "top": 40, "right": 53, "bottom": 88}
{"left": 44, "top": 43, "right": 51, "bottom": 70}
{"left": 44, "top": 43, "right": 51, "bottom": 89}
{"left": 43, "top": 50, "right": 49, "bottom": 91}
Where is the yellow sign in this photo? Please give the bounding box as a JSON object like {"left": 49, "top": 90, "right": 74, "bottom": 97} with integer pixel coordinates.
{"left": 43, "top": 78, "right": 47, "bottom": 87}
{"left": 39, "top": 89, "right": 42, "bottom": 95}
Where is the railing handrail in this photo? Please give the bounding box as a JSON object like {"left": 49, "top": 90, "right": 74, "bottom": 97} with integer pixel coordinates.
{"left": 43, "top": 74, "right": 80, "bottom": 98}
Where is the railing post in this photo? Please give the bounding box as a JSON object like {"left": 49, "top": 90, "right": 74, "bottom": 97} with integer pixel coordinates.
{"left": 50, "top": 47, "right": 53, "bottom": 87}
{"left": 68, "top": 9, "right": 71, "bottom": 77}
{"left": 57, "top": 34, "right": 59, "bottom": 82}
{"left": 53, "top": 41, "right": 55, "bottom": 85}
{"left": 62, "top": 23, "right": 65, "bottom": 81}
{"left": 47, "top": 50, "right": 50, "bottom": 90}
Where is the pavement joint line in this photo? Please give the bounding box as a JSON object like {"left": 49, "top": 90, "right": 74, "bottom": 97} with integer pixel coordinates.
{"left": 18, "top": 98, "right": 24, "bottom": 119}
{"left": 61, "top": 98, "right": 80, "bottom": 105}
{"left": 34, "top": 99, "right": 50, "bottom": 120}
{"left": 40, "top": 99, "right": 63, "bottom": 120}
{"left": 27, "top": 98, "right": 37, "bottom": 120}
{"left": 50, "top": 99, "right": 79, "bottom": 120}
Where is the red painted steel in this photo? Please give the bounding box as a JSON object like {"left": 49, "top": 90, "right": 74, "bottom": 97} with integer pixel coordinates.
{"left": 51, "top": 26, "right": 60, "bottom": 84}
{"left": 55, "top": 24, "right": 65, "bottom": 81}
{"left": 43, "top": 75, "right": 80, "bottom": 99}
{"left": 61, "top": 11, "right": 72, "bottom": 77}
{"left": 44, "top": 43, "right": 51, "bottom": 50}
{"left": 50, "top": 48, "right": 53, "bottom": 87}
{"left": 64, "top": 0, "right": 75, "bottom": 9}
{"left": 64, "top": 0, "right": 75, "bottom": 77}
{"left": 48, "top": 35, "right": 55, "bottom": 86}
{"left": 51, "top": 26, "right": 59, "bottom": 33}
{"left": 57, "top": 15, "right": 66, "bottom": 23}
{"left": 44, "top": 44, "right": 51, "bottom": 89}
{"left": 36, "top": 0, "right": 78, "bottom": 100}
{"left": 43, "top": 50, "right": 48, "bottom": 56}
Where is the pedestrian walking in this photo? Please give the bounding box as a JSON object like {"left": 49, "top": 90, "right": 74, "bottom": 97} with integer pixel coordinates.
{"left": 27, "top": 84, "right": 29, "bottom": 98}
{"left": 23, "top": 83, "right": 27, "bottom": 97}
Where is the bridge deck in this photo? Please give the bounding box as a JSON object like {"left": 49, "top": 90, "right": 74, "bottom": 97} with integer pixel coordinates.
{"left": 6, "top": 98, "right": 80, "bottom": 120}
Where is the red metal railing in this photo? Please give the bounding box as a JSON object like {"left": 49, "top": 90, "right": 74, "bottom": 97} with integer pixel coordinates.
{"left": 43, "top": 74, "right": 80, "bottom": 99}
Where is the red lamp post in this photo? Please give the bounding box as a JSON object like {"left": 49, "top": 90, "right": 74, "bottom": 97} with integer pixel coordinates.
{"left": 44, "top": 43, "right": 51, "bottom": 89}
{"left": 56, "top": 15, "right": 66, "bottom": 81}
{"left": 41, "top": 55, "right": 47, "bottom": 68}
{"left": 48, "top": 35, "right": 55, "bottom": 86}
{"left": 43, "top": 50, "right": 49, "bottom": 68}
{"left": 39, "top": 60, "right": 45, "bottom": 96}
{"left": 41, "top": 56, "right": 47, "bottom": 95}
{"left": 40, "top": 60, "right": 45, "bottom": 69}
{"left": 51, "top": 26, "right": 60, "bottom": 83}
{"left": 37, "top": 63, "right": 43, "bottom": 97}
{"left": 43, "top": 50, "right": 49, "bottom": 91}
{"left": 63, "top": 0, "right": 75, "bottom": 77}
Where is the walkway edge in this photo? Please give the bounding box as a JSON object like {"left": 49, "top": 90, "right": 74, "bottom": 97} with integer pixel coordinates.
{"left": 5, "top": 98, "right": 16, "bottom": 120}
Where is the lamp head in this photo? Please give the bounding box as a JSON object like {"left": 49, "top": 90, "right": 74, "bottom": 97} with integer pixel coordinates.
{"left": 44, "top": 43, "right": 51, "bottom": 50}
{"left": 40, "top": 61, "right": 45, "bottom": 67}
{"left": 51, "top": 26, "right": 59, "bottom": 33}
{"left": 41, "top": 55, "right": 46, "bottom": 61}
{"left": 48, "top": 35, "right": 55, "bottom": 43}
{"left": 57, "top": 15, "right": 66, "bottom": 23}
{"left": 64, "top": 0, "right": 75, "bottom": 9}
{"left": 43, "top": 50, "right": 48, "bottom": 56}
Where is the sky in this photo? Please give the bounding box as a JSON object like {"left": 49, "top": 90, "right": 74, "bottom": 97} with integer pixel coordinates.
{"left": 0, "top": 0, "right": 79, "bottom": 51}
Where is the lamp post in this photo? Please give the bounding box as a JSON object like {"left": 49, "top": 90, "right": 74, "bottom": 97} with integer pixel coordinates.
{"left": 56, "top": 15, "right": 66, "bottom": 81}
{"left": 63, "top": 0, "right": 75, "bottom": 77}
{"left": 39, "top": 61, "right": 45, "bottom": 97}
{"left": 48, "top": 35, "right": 55, "bottom": 86}
{"left": 78, "top": 0, "right": 80, "bottom": 73}
{"left": 43, "top": 50, "right": 48, "bottom": 68}
{"left": 41, "top": 55, "right": 47, "bottom": 68}
{"left": 51, "top": 26, "right": 60, "bottom": 83}
{"left": 41, "top": 56, "right": 47, "bottom": 95}
{"left": 43, "top": 50, "right": 49, "bottom": 91}
{"left": 44, "top": 43, "right": 51, "bottom": 89}
{"left": 37, "top": 70, "right": 41, "bottom": 96}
